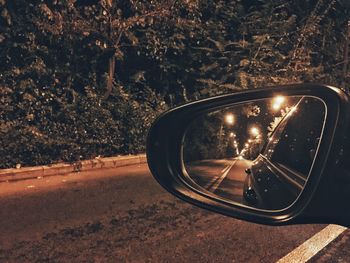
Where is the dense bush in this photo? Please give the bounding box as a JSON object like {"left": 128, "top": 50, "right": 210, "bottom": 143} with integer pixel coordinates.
{"left": 0, "top": 0, "right": 348, "bottom": 168}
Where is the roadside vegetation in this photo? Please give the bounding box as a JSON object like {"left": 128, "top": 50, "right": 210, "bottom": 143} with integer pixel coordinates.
{"left": 1, "top": 0, "right": 349, "bottom": 168}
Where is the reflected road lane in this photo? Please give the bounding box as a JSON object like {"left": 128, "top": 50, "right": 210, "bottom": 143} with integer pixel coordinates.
{"left": 185, "top": 158, "right": 252, "bottom": 203}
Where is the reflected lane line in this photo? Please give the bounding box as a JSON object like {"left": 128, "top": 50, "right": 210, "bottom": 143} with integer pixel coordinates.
{"left": 204, "top": 164, "right": 230, "bottom": 189}
{"left": 221, "top": 165, "right": 230, "bottom": 173}
{"left": 208, "top": 160, "right": 237, "bottom": 192}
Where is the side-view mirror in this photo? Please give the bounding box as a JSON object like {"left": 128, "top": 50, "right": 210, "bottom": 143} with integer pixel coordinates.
{"left": 147, "top": 84, "right": 350, "bottom": 227}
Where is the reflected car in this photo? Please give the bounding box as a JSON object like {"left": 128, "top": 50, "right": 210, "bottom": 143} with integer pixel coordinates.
{"left": 243, "top": 97, "right": 326, "bottom": 210}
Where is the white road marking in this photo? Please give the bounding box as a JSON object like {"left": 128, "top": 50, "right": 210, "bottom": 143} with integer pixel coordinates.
{"left": 221, "top": 165, "right": 230, "bottom": 173}
{"left": 209, "top": 160, "right": 237, "bottom": 192}
{"left": 277, "top": 224, "right": 347, "bottom": 263}
{"left": 204, "top": 164, "right": 230, "bottom": 189}
{"left": 204, "top": 174, "right": 220, "bottom": 190}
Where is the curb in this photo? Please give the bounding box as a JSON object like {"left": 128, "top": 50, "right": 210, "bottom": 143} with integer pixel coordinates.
{"left": 0, "top": 154, "right": 147, "bottom": 183}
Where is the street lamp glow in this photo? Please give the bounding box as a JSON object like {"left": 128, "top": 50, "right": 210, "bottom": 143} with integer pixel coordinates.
{"left": 275, "top": 96, "right": 285, "bottom": 104}
{"left": 272, "top": 103, "right": 280, "bottom": 110}
{"left": 250, "top": 127, "right": 260, "bottom": 137}
{"left": 225, "top": 113, "right": 235, "bottom": 125}
{"left": 229, "top": 132, "right": 236, "bottom": 138}
{"left": 272, "top": 95, "right": 286, "bottom": 111}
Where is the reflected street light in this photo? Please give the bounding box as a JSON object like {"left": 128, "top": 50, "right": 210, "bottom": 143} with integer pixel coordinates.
{"left": 250, "top": 126, "right": 260, "bottom": 137}
{"left": 225, "top": 113, "right": 235, "bottom": 125}
{"left": 219, "top": 113, "right": 235, "bottom": 146}
{"left": 272, "top": 95, "right": 286, "bottom": 111}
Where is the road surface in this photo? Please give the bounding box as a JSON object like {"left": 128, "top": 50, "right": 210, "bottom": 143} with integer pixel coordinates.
{"left": 0, "top": 162, "right": 347, "bottom": 262}
{"left": 186, "top": 158, "right": 251, "bottom": 203}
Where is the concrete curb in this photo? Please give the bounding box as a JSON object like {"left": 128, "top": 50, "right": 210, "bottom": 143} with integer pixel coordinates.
{"left": 0, "top": 154, "right": 147, "bottom": 183}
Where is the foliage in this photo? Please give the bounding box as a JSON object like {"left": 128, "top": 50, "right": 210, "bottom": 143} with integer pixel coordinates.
{"left": 267, "top": 107, "right": 290, "bottom": 137}
{"left": 0, "top": 0, "right": 348, "bottom": 168}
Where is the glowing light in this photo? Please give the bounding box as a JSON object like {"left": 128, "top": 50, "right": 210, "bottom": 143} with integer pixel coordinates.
{"left": 250, "top": 127, "right": 260, "bottom": 137}
{"left": 272, "top": 95, "right": 286, "bottom": 111}
{"left": 272, "top": 103, "right": 281, "bottom": 110}
{"left": 275, "top": 96, "right": 285, "bottom": 104}
{"left": 225, "top": 113, "right": 235, "bottom": 125}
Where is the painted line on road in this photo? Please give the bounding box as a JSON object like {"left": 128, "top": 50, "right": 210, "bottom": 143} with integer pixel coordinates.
{"left": 209, "top": 160, "right": 237, "bottom": 192}
{"left": 277, "top": 224, "right": 347, "bottom": 263}
{"left": 204, "top": 174, "right": 220, "bottom": 190}
{"left": 204, "top": 164, "right": 230, "bottom": 189}
{"left": 221, "top": 165, "right": 230, "bottom": 173}
{"left": 205, "top": 160, "right": 237, "bottom": 190}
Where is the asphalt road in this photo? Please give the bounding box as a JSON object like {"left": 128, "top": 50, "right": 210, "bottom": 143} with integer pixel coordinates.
{"left": 0, "top": 162, "right": 347, "bottom": 262}
{"left": 186, "top": 158, "right": 251, "bottom": 203}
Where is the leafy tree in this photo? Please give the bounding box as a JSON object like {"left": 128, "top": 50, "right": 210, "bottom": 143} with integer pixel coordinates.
{"left": 0, "top": 0, "right": 348, "bottom": 168}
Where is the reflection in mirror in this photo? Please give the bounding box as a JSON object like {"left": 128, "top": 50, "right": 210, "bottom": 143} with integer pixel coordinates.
{"left": 183, "top": 96, "right": 326, "bottom": 210}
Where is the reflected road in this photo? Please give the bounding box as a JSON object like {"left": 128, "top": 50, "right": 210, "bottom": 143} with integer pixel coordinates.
{"left": 185, "top": 158, "right": 252, "bottom": 203}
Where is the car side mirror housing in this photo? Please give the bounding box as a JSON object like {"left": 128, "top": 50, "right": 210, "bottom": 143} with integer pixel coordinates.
{"left": 147, "top": 84, "right": 350, "bottom": 227}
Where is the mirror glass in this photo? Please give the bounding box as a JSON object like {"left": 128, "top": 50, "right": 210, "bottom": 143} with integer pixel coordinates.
{"left": 183, "top": 96, "right": 326, "bottom": 210}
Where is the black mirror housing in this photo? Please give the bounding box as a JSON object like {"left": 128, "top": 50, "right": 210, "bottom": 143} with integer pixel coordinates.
{"left": 147, "top": 84, "right": 350, "bottom": 226}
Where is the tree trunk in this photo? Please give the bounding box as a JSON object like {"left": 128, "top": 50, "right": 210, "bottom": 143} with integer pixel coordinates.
{"left": 342, "top": 20, "right": 350, "bottom": 94}
{"left": 102, "top": 0, "right": 114, "bottom": 100}
{"left": 103, "top": 56, "right": 115, "bottom": 100}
